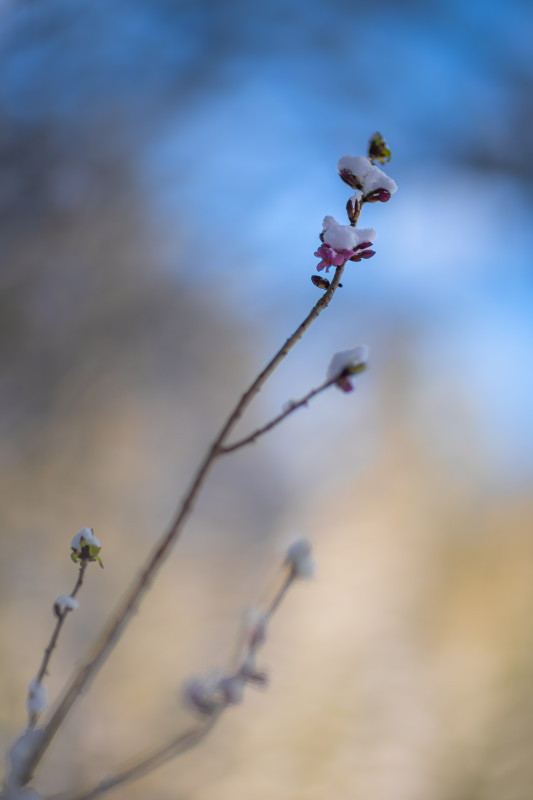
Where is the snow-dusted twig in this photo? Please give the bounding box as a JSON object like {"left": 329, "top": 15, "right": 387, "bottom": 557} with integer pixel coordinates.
{"left": 47, "top": 540, "right": 314, "bottom": 800}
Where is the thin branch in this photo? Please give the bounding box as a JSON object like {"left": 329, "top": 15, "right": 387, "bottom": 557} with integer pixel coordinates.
{"left": 47, "top": 717, "right": 220, "bottom": 800}
{"left": 220, "top": 376, "right": 337, "bottom": 454}
{"left": 266, "top": 569, "right": 294, "bottom": 617}
{"left": 35, "top": 563, "right": 88, "bottom": 687}
{"left": 49, "top": 552, "right": 301, "bottom": 800}
{"left": 19, "top": 264, "right": 345, "bottom": 786}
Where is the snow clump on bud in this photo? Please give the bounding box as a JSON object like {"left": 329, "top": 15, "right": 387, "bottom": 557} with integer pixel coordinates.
{"left": 315, "top": 217, "right": 376, "bottom": 272}
{"left": 26, "top": 679, "right": 47, "bottom": 717}
{"left": 337, "top": 154, "right": 397, "bottom": 200}
{"left": 327, "top": 346, "right": 369, "bottom": 393}
{"left": 53, "top": 595, "right": 79, "bottom": 618}
{"left": 285, "top": 539, "right": 315, "bottom": 579}
{"left": 70, "top": 527, "right": 103, "bottom": 567}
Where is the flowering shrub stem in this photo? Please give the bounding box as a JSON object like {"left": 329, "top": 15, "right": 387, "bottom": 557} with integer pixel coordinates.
{"left": 18, "top": 263, "right": 346, "bottom": 787}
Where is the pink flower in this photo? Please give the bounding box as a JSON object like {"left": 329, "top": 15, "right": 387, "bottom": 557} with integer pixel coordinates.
{"left": 314, "top": 216, "right": 377, "bottom": 272}
{"left": 348, "top": 242, "right": 376, "bottom": 262}
{"left": 314, "top": 243, "right": 358, "bottom": 272}
{"left": 314, "top": 241, "right": 375, "bottom": 272}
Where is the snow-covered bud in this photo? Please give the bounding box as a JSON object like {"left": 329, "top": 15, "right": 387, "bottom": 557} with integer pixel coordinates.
{"left": 315, "top": 217, "right": 376, "bottom": 272}
{"left": 182, "top": 674, "right": 221, "bottom": 716}
{"left": 338, "top": 166, "right": 363, "bottom": 191}
{"left": 218, "top": 675, "right": 246, "bottom": 705}
{"left": 327, "top": 346, "right": 369, "bottom": 393}
{"left": 285, "top": 539, "right": 315, "bottom": 580}
{"left": 368, "top": 131, "right": 391, "bottom": 165}
{"left": 8, "top": 729, "right": 43, "bottom": 791}
{"left": 348, "top": 242, "right": 376, "bottom": 262}
{"left": 53, "top": 594, "right": 79, "bottom": 618}
{"left": 337, "top": 155, "right": 397, "bottom": 199}
{"left": 281, "top": 399, "right": 298, "bottom": 414}
{"left": 70, "top": 527, "right": 103, "bottom": 568}
{"left": 26, "top": 679, "right": 47, "bottom": 717}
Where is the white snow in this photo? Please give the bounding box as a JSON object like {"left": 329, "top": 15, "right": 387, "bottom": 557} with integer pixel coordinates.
{"left": 26, "top": 680, "right": 47, "bottom": 716}
{"left": 327, "top": 346, "right": 369, "bottom": 381}
{"left": 337, "top": 154, "right": 397, "bottom": 195}
{"left": 321, "top": 216, "right": 376, "bottom": 251}
{"left": 54, "top": 595, "right": 79, "bottom": 615}
{"left": 8, "top": 729, "right": 43, "bottom": 783}
{"left": 349, "top": 189, "right": 364, "bottom": 206}
{"left": 285, "top": 538, "right": 315, "bottom": 579}
{"left": 70, "top": 526, "right": 100, "bottom": 552}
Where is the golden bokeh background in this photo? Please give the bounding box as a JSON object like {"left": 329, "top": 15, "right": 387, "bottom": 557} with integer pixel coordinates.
{"left": 1, "top": 2, "right": 533, "bottom": 799}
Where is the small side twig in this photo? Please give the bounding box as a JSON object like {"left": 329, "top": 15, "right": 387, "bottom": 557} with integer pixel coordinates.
{"left": 47, "top": 542, "right": 313, "bottom": 800}
{"left": 26, "top": 562, "right": 88, "bottom": 730}
{"left": 46, "top": 717, "right": 219, "bottom": 800}
{"left": 220, "top": 376, "right": 337, "bottom": 454}
{"left": 36, "top": 563, "right": 87, "bottom": 687}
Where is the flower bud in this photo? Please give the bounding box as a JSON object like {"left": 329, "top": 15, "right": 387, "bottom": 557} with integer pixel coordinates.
{"left": 364, "top": 188, "right": 391, "bottom": 203}
{"left": 311, "top": 275, "right": 343, "bottom": 289}
{"left": 70, "top": 527, "right": 103, "bottom": 568}
{"left": 182, "top": 674, "right": 222, "bottom": 716}
{"left": 53, "top": 594, "right": 79, "bottom": 618}
{"left": 346, "top": 194, "right": 362, "bottom": 224}
{"left": 327, "top": 346, "right": 369, "bottom": 393}
{"left": 311, "top": 274, "right": 330, "bottom": 290}
{"left": 26, "top": 679, "right": 47, "bottom": 716}
{"left": 349, "top": 249, "right": 375, "bottom": 261}
{"left": 218, "top": 675, "right": 245, "bottom": 705}
{"left": 285, "top": 539, "right": 315, "bottom": 580}
{"left": 368, "top": 132, "right": 391, "bottom": 165}
{"left": 338, "top": 167, "right": 363, "bottom": 191}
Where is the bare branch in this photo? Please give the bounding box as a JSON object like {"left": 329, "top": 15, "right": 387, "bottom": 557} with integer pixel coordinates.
{"left": 35, "top": 562, "right": 87, "bottom": 687}
{"left": 47, "top": 718, "right": 219, "bottom": 800}
{"left": 48, "top": 550, "right": 303, "bottom": 800}
{"left": 220, "top": 376, "right": 337, "bottom": 454}
{"left": 19, "top": 264, "right": 345, "bottom": 785}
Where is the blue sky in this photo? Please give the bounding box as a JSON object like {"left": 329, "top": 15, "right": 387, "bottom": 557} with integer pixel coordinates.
{"left": 2, "top": 0, "right": 533, "bottom": 485}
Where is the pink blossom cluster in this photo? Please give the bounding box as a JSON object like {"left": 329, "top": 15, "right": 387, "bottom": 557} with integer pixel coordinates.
{"left": 313, "top": 134, "right": 396, "bottom": 280}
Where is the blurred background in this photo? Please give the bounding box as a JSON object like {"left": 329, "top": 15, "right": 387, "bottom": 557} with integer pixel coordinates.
{"left": 1, "top": 1, "right": 533, "bottom": 798}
